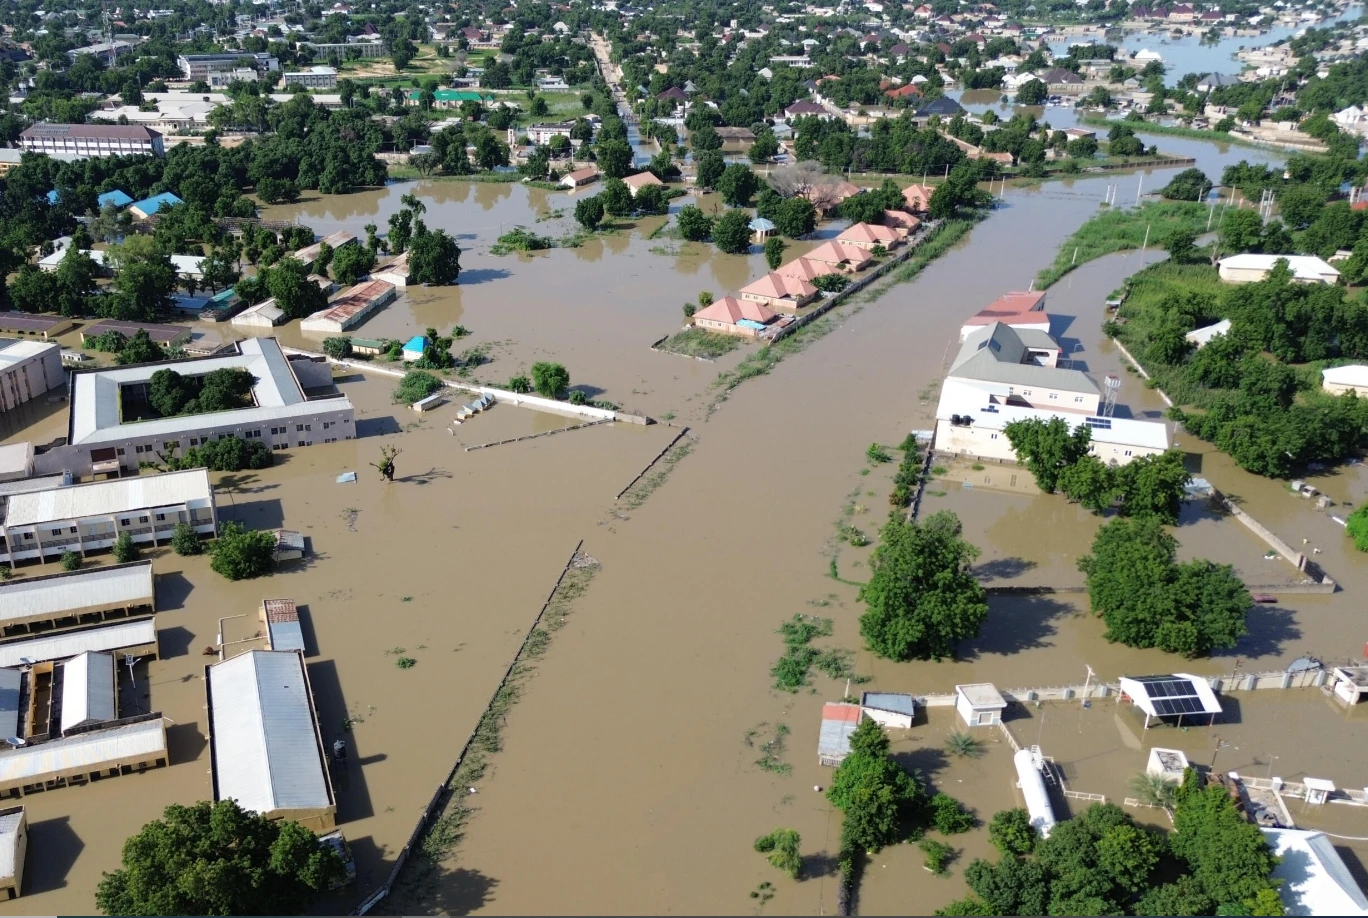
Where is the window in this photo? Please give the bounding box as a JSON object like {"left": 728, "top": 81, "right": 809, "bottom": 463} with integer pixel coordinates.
{"left": 323, "top": 421, "right": 334, "bottom": 429}
{"left": 298, "top": 441, "right": 306, "bottom": 447}
{"left": 116, "top": 448, "right": 125, "bottom": 455}
{"left": 139, "top": 516, "right": 148, "bottom": 524}
{"left": 1022, "top": 389, "right": 1032, "bottom": 396}
{"left": 1074, "top": 396, "right": 1084, "bottom": 403}
{"left": 155, "top": 513, "right": 165, "bottom": 521}
{"left": 69, "top": 527, "right": 77, "bottom": 534}
{"left": 51, "top": 529, "right": 61, "bottom": 537}
{"left": 990, "top": 433, "right": 998, "bottom": 439}
{"left": 1047, "top": 392, "right": 1058, "bottom": 400}
{"left": 296, "top": 424, "right": 305, "bottom": 432}
{"left": 1124, "top": 449, "right": 1133, "bottom": 457}
{"left": 23, "top": 533, "right": 32, "bottom": 540}
{"left": 120, "top": 518, "right": 130, "bottom": 526}
{"left": 189, "top": 438, "right": 199, "bottom": 446}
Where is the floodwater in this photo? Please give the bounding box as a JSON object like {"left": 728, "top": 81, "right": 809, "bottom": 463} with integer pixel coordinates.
{"left": 6, "top": 122, "right": 1368, "bottom": 913}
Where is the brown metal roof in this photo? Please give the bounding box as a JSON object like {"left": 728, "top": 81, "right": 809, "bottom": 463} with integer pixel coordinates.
{"left": 83, "top": 319, "right": 189, "bottom": 343}
{"left": 262, "top": 599, "right": 299, "bottom": 623}
{"left": 0, "top": 311, "right": 71, "bottom": 333}
{"left": 22, "top": 122, "right": 161, "bottom": 140}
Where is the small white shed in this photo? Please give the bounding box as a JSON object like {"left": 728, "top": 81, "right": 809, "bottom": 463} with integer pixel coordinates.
{"left": 955, "top": 683, "right": 1006, "bottom": 727}
{"left": 0, "top": 806, "right": 26, "bottom": 899}
{"left": 861, "top": 692, "right": 915, "bottom": 729}
{"left": 1146, "top": 747, "right": 1189, "bottom": 782}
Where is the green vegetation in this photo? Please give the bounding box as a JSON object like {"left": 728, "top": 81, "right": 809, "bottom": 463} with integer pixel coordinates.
{"left": 88, "top": 329, "right": 167, "bottom": 366}
{"left": 1348, "top": 505, "right": 1368, "bottom": 551}
{"left": 753, "top": 829, "right": 802, "bottom": 879}
{"left": 392, "top": 370, "right": 444, "bottom": 405}
{"left": 158, "top": 436, "right": 273, "bottom": 474}
{"left": 137, "top": 368, "right": 255, "bottom": 422}
{"left": 888, "top": 433, "right": 924, "bottom": 511}
{"left": 1035, "top": 201, "right": 1208, "bottom": 289}
{"left": 209, "top": 522, "right": 277, "bottom": 582}
{"left": 1080, "top": 114, "right": 1260, "bottom": 150}
{"left": 1079, "top": 517, "right": 1250, "bottom": 658}
{"left": 865, "top": 443, "right": 892, "bottom": 464}
{"left": 113, "top": 532, "right": 139, "bottom": 563}
{"left": 919, "top": 837, "right": 955, "bottom": 876}
{"left": 1128, "top": 772, "right": 1179, "bottom": 811}
{"left": 859, "top": 511, "right": 986, "bottom": 662}
{"left": 618, "top": 436, "right": 695, "bottom": 510}
{"left": 988, "top": 809, "right": 1038, "bottom": 858}
{"left": 490, "top": 228, "right": 553, "bottom": 254}
{"left": 95, "top": 799, "right": 344, "bottom": 916}
{"left": 530, "top": 362, "right": 570, "bottom": 399}
{"left": 770, "top": 614, "right": 833, "bottom": 692}
{"left": 60, "top": 550, "right": 82, "bottom": 572}
{"left": 944, "top": 731, "right": 985, "bottom": 760}
{"left": 1112, "top": 260, "right": 1368, "bottom": 477}
{"left": 395, "top": 656, "right": 417, "bottom": 669}
{"left": 931, "top": 793, "right": 976, "bottom": 835}
{"left": 1003, "top": 419, "right": 1191, "bottom": 523}
{"left": 711, "top": 208, "right": 753, "bottom": 254}
{"left": 170, "top": 522, "right": 202, "bottom": 557}
{"left": 322, "top": 337, "right": 353, "bottom": 360}
{"left": 659, "top": 328, "right": 742, "bottom": 359}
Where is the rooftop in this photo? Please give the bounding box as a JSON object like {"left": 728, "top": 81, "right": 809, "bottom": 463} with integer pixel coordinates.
{"left": 1264, "top": 828, "right": 1368, "bottom": 916}
{"left": 1219, "top": 253, "right": 1340, "bottom": 282}
{"left": 69, "top": 337, "right": 346, "bottom": 448}
{"left": 0, "top": 806, "right": 21, "bottom": 884}
{"left": 0, "top": 618, "right": 157, "bottom": 668}
{"left": 818, "top": 702, "right": 861, "bottom": 761}
{"left": 1322, "top": 365, "right": 1368, "bottom": 387}
{"left": 0, "top": 561, "right": 154, "bottom": 622}
{"left": 956, "top": 683, "right": 1006, "bottom": 708}
{"left": 0, "top": 717, "right": 166, "bottom": 789}
{"left": 209, "top": 650, "right": 332, "bottom": 817}
{"left": 861, "top": 692, "right": 915, "bottom": 716}
{"left": 0, "top": 312, "right": 71, "bottom": 334}
{"left": 1119, "top": 674, "right": 1222, "bottom": 718}
{"left": 303, "top": 280, "right": 395, "bottom": 326}
{"left": 22, "top": 122, "right": 162, "bottom": 141}
{"left": 694, "top": 296, "right": 777, "bottom": 326}
{"left": 741, "top": 272, "right": 817, "bottom": 300}
{"left": 4, "top": 469, "right": 209, "bottom": 528}
{"left": 948, "top": 323, "right": 1093, "bottom": 394}
{"left": 82, "top": 319, "right": 188, "bottom": 343}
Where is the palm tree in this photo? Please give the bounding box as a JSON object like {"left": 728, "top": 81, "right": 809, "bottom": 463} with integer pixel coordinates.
{"left": 1127, "top": 772, "right": 1178, "bottom": 809}
{"left": 945, "top": 731, "right": 985, "bottom": 759}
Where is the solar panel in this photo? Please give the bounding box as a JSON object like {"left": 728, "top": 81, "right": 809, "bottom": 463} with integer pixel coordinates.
{"left": 1154, "top": 697, "right": 1205, "bottom": 716}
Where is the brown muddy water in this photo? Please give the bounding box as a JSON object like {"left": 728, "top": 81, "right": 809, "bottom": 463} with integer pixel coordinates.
{"left": 8, "top": 133, "right": 1368, "bottom": 914}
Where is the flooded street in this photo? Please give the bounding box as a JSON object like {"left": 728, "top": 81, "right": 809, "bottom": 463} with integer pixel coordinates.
{"left": 5, "top": 115, "right": 1368, "bottom": 914}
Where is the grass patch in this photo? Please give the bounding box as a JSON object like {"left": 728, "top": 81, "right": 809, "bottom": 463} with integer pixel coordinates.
{"left": 1079, "top": 114, "right": 1265, "bottom": 150}
{"left": 618, "top": 436, "right": 694, "bottom": 510}
{"left": 746, "top": 722, "right": 793, "bottom": 775}
{"left": 771, "top": 614, "right": 835, "bottom": 692}
{"left": 658, "top": 327, "right": 743, "bottom": 359}
{"left": 1035, "top": 200, "right": 1208, "bottom": 289}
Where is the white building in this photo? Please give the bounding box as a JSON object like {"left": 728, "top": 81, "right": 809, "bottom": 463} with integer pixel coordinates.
{"left": 178, "top": 52, "right": 278, "bottom": 80}
{"left": 230, "top": 298, "right": 287, "bottom": 329}
{"left": 1118, "top": 674, "right": 1222, "bottom": 729}
{"left": 1218, "top": 253, "right": 1341, "bottom": 285}
{"left": 955, "top": 683, "right": 1006, "bottom": 726}
{"left": 0, "top": 619, "right": 159, "bottom": 669}
{"left": 59, "top": 651, "right": 117, "bottom": 734}
{"left": 1185, "top": 318, "right": 1232, "bottom": 348}
{"left": 934, "top": 322, "right": 1170, "bottom": 465}
{"left": 18, "top": 123, "right": 164, "bottom": 159}
{"left": 38, "top": 337, "right": 354, "bottom": 478}
{"left": 281, "top": 66, "right": 338, "bottom": 90}
{"left": 0, "top": 806, "right": 27, "bottom": 899}
{"left": 207, "top": 650, "right": 336, "bottom": 831}
{"left": 0, "top": 717, "right": 168, "bottom": 798}
{"left": 0, "top": 561, "right": 155, "bottom": 638}
{"left": 0, "top": 469, "right": 217, "bottom": 565}
{"left": 1320, "top": 365, "right": 1368, "bottom": 397}
{"left": 0, "top": 339, "right": 64, "bottom": 415}
{"left": 1264, "top": 828, "right": 1368, "bottom": 916}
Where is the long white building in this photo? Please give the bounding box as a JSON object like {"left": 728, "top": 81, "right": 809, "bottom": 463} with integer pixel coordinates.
{"left": 0, "top": 339, "right": 64, "bottom": 415}
{"left": 934, "top": 322, "right": 1170, "bottom": 465}
{"left": 34, "top": 337, "right": 353, "bottom": 478}
{"left": 0, "top": 469, "right": 216, "bottom": 565}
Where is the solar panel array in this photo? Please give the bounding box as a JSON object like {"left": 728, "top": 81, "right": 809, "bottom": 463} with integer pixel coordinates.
{"left": 1132, "top": 676, "right": 1212, "bottom": 716}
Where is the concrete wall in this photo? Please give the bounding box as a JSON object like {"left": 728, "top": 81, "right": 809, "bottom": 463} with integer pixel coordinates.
{"left": 0, "top": 343, "right": 64, "bottom": 413}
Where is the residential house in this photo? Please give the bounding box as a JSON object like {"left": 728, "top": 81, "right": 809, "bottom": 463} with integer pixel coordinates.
{"left": 1041, "top": 68, "right": 1085, "bottom": 94}
{"left": 885, "top": 83, "right": 923, "bottom": 103}
{"left": 561, "top": 166, "right": 600, "bottom": 188}
{"left": 784, "top": 100, "right": 831, "bottom": 119}
{"left": 1185, "top": 318, "right": 1231, "bottom": 348}
{"left": 623, "top": 172, "right": 664, "bottom": 196}
{"left": 692, "top": 296, "right": 781, "bottom": 338}
{"left": 915, "top": 97, "right": 967, "bottom": 119}
{"left": 836, "top": 222, "right": 902, "bottom": 250}
{"left": 902, "top": 183, "right": 936, "bottom": 212}
{"left": 958, "top": 291, "right": 1049, "bottom": 341}
{"left": 801, "top": 241, "right": 873, "bottom": 272}
{"left": 1217, "top": 254, "right": 1340, "bottom": 285}
{"left": 127, "top": 192, "right": 183, "bottom": 220}
{"left": 1262, "top": 829, "right": 1368, "bottom": 917}
{"left": 739, "top": 273, "right": 819, "bottom": 312}
{"left": 776, "top": 255, "right": 840, "bottom": 282}
{"left": 884, "top": 210, "right": 921, "bottom": 233}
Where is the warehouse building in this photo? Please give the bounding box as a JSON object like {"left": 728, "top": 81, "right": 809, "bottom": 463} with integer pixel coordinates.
{"left": 0, "top": 561, "right": 154, "bottom": 638}
{"left": 0, "top": 715, "right": 168, "bottom": 798}
{"left": 0, "top": 619, "right": 159, "bottom": 669}
{"left": 207, "top": 650, "right": 336, "bottom": 830}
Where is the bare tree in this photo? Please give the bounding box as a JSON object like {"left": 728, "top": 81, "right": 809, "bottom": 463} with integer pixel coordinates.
{"left": 371, "top": 445, "right": 402, "bottom": 482}
{"left": 768, "top": 160, "right": 828, "bottom": 199}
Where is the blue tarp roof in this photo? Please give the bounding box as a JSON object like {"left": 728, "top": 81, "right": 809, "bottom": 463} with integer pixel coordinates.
{"left": 97, "top": 189, "right": 134, "bottom": 209}
{"left": 130, "top": 191, "right": 183, "bottom": 215}
{"left": 737, "top": 318, "right": 768, "bottom": 330}
{"left": 402, "top": 335, "right": 427, "bottom": 351}
{"left": 45, "top": 189, "right": 59, "bottom": 205}
{"left": 749, "top": 217, "right": 775, "bottom": 231}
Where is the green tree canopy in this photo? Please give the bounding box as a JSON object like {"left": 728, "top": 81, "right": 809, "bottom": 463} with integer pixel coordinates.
{"left": 531, "top": 361, "right": 570, "bottom": 398}
{"left": 1003, "top": 416, "right": 1094, "bottom": 493}
{"left": 712, "top": 208, "right": 753, "bottom": 255}
{"left": 859, "top": 511, "right": 986, "bottom": 662}
{"left": 676, "top": 204, "right": 714, "bottom": 242}
{"left": 265, "top": 257, "right": 327, "bottom": 320}
{"left": 95, "top": 799, "right": 344, "bottom": 916}
{"left": 210, "top": 522, "right": 278, "bottom": 581}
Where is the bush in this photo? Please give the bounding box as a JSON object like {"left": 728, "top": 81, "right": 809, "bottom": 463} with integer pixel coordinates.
{"left": 113, "top": 532, "right": 139, "bottom": 563}
{"left": 931, "top": 793, "right": 975, "bottom": 834}
{"left": 866, "top": 443, "right": 892, "bottom": 464}
{"left": 1347, "top": 505, "right": 1368, "bottom": 551}
{"left": 753, "top": 828, "right": 802, "bottom": 879}
{"left": 60, "top": 550, "right": 82, "bottom": 571}
{"left": 507, "top": 375, "right": 531, "bottom": 394}
{"left": 322, "top": 336, "right": 353, "bottom": 359}
{"left": 393, "top": 370, "right": 444, "bottom": 404}
{"left": 988, "top": 808, "right": 1037, "bottom": 857}
{"left": 530, "top": 362, "right": 570, "bottom": 399}
{"left": 170, "top": 522, "right": 202, "bottom": 556}
{"left": 919, "top": 837, "right": 954, "bottom": 875}
{"left": 813, "top": 273, "right": 850, "bottom": 294}
{"left": 210, "top": 521, "right": 277, "bottom": 581}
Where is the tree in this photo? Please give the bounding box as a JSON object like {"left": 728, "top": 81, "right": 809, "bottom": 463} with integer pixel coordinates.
{"left": 1079, "top": 518, "right": 1250, "bottom": 657}
{"left": 95, "top": 799, "right": 344, "bottom": 916}
{"left": 1347, "top": 505, "right": 1368, "bottom": 551}
{"left": 716, "top": 163, "right": 759, "bottom": 206}
{"left": 932, "top": 793, "right": 976, "bottom": 834}
{"left": 859, "top": 512, "right": 987, "bottom": 662}
{"left": 750, "top": 130, "right": 779, "bottom": 163}
{"left": 753, "top": 829, "right": 802, "bottom": 879}
{"left": 330, "top": 243, "right": 376, "bottom": 287}
{"left": 265, "top": 257, "right": 328, "bottom": 320}
{"left": 827, "top": 718, "right": 923, "bottom": 853}
{"left": 1159, "top": 168, "right": 1212, "bottom": 201}
{"left": 1163, "top": 228, "right": 1198, "bottom": 264}
{"left": 765, "top": 237, "right": 786, "bottom": 270}
{"left": 1016, "top": 79, "right": 1047, "bottom": 105}
{"left": 695, "top": 150, "right": 725, "bottom": 190}
{"left": 1003, "top": 417, "right": 1094, "bottom": 493}
{"left": 117, "top": 329, "right": 165, "bottom": 366}
{"left": 113, "top": 531, "right": 140, "bottom": 563}
{"left": 1095, "top": 824, "right": 1163, "bottom": 893}
{"left": 597, "top": 139, "right": 633, "bottom": 179}
{"left": 407, "top": 225, "right": 462, "bottom": 285}
{"left": 1113, "top": 450, "right": 1190, "bottom": 524}
{"left": 1067, "top": 136, "right": 1099, "bottom": 158}
{"left": 531, "top": 361, "right": 570, "bottom": 398}
{"left": 1134, "top": 876, "right": 1213, "bottom": 917}
{"left": 61, "top": 550, "right": 82, "bottom": 572}
{"left": 199, "top": 249, "right": 240, "bottom": 293}
{"left": 370, "top": 444, "right": 401, "bottom": 482}
{"left": 108, "top": 241, "right": 177, "bottom": 321}
{"left": 574, "top": 195, "right": 604, "bottom": 231}
{"left": 711, "top": 209, "right": 753, "bottom": 255}
{"left": 676, "top": 204, "right": 714, "bottom": 241}
{"left": 171, "top": 522, "right": 202, "bottom": 556}
{"left": 600, "top": 178, "right": 633, "bottom": 217}
{"left": 988, "top": 808, "right": 1038, "bottom": 858}
{"left": 1058, "top": 455, "right": 1116, "bottom": 513}
{"left": 1172, "top": 771, "right": 1279, "bottom": 908}
{"left": 210, "top": 522, "right": 277, "bottom": 581}
{"left": 774, "top": 197, "right": 817, "bottom": 238}
{"left": 1219, "top": 208, "right": 1266, "bottom": 255}
{"left": 149, "top": 369, "right": 195, "bottom": 417}
{"left": 690, "top": 123, "right": 721, "bottom": 153}
{"left": 633, "top": 183, "right": 669, "bottom": 216}
{"left": 393, "top": 371, "right": 442, "bottom": 404}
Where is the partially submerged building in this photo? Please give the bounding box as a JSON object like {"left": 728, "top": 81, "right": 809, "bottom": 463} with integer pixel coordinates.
{"left": 0, "top": 469, "right": 216, "bottom": 564}
{"left": 0, "top": 619, "right": 159, "bottom": 669}
{"left": 79, "top": 319, "right": 191, "bottom": 350}
{"left": 0, "top": 806, "right": 26, "bottom": 899}
{"left": 207, "top": 650, "right": 336, "bottom": 830}
{"left": 959, "top": 291, "right": 1050, "bottom": 342}
{"left": 0, "top": 339, "right": 64, "bottom": 415}
{"left": 692, "top": 296, "right": 782, "bottom": 338}
{"left": 41, "top": 337, "right": 354, "bottom": 477}
{"left": 58, "top": 651, "right": 117, "bottom": 734}
{"left": 1263, "top": 828, "right": 1368, "bottom": 916}
{"left": 299, "top": 281, "right": 397, "bottom": 335}
{"left": 0, "top": 561, "right": 154, "bottom": 638}
{"left": 1321, "top": 365, "right": 1368, "bottom": 397}
{"left": 0, "top": 715, "right": 168, "bottom": 798}
{"left": 860, "top": 692, "right": 915, "bottom": 729}
{"left": 260, "top": 599, "right": 305, "bottom": 653}
{"left": 955, "top": 683, "right": 1006, "bottom": 727}
{"left": 1218, "top": 254, "right": 1340, "bottom": 285}
{"left": 739, "top": 273, "right": 819, "bottom": 313}
{"left": 817, "top": 702, "right": 862, "bottom": 766}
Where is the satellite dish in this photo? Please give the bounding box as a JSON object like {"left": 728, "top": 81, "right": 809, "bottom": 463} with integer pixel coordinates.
{"left": 5, "top": 737, "right": 25, "bottom": 748}
{"left": 18, "top": 657, "right": 34, "bottom": 667}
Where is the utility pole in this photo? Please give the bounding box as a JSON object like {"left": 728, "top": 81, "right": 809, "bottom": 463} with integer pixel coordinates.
{"left": 1136, "top": 172, "right": 1144, "bottom": 207}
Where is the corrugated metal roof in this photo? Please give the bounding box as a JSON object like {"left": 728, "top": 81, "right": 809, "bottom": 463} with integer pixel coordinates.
{"left": 3, "top": 469, "right": 211, "bottom": 528}
{"left": 0, "top": 807, "right": 22, "bottom": 882}
{"left": 209, "top": 651, "right": 330, "bottom": 816}
{"left": 0, "top": 718, "right": 165, "bottom": 787}
{"left": 818, "top": 702, "right": 861, "bottom": 760}
{"left": 60, "top": 651, "right": 116, "bottom": 733}
{"left": 0, "top": 670, "right": 19, "bottom": 742}
{"left": 262, "top": 599, "right": 305, "bottom": 651}
{"left": 0, "top": 561, "right": 153, "bottom": 622}
{"left": 861, "top": 692, "right": 915, "bottom": 716}
{"left": 0, "top": 618, "right": 157, "bottom": 668}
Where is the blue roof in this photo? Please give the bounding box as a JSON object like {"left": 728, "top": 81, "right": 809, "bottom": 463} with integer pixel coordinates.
{"left": 402, "top": 335, "right": 427, "bottom": 352}
{"left": 97, "top": 189, "right": 134, "bottom": 209}
{"left": 749, "top": 217, "right": 776, "bottom": 231}
{"left": 130, "top": 191, "right": 183, "bottom": 215}
{"left": 45, "top": 189, "right": 60, "bottom": 205}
